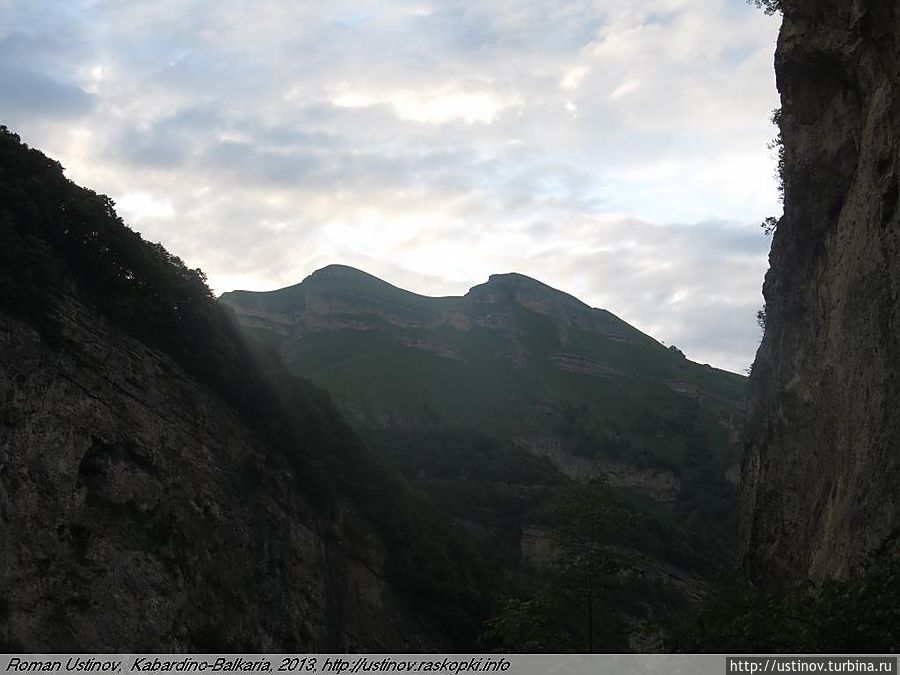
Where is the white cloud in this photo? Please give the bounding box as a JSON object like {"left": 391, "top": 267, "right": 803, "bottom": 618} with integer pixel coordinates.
{"left": 117, "top": 192, "right": 176, "bottom": 220}
{"left": 560, "top": 66, "right": 589, "bottom": 91}
{"left": 329, "top": 83, "right": 519, "bottom": 125}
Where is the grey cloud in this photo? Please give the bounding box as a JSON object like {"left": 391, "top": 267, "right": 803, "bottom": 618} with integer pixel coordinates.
{"left": 0, "top": 66, "right": 96, "bottom": 118}
{"left": 112, "top": 130, "right": 190, "bottom": 169}
{"left": 424, "top": 1, "right": 603, "bottom": 55}
{"left": 0, "top": 31, "right": 81, "bottom": 69}
{"left": 201, "top": 140, "right": 329, "bottom": 187}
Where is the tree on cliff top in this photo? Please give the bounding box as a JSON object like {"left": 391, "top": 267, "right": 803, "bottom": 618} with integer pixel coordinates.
{"left": 749, "top": 0, "right": 781, "bottom": 15}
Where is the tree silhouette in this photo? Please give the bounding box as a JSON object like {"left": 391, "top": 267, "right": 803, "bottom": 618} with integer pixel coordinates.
{"left": 549, "top": 479, "right": 630, "bottom": 652}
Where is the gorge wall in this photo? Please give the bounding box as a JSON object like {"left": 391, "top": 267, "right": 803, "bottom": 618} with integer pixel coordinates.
{"left": 741, "top": 0, "right": 900, "bottom": 583}
{"left": 0, "top": 296, "right": 441, "bottom": 652}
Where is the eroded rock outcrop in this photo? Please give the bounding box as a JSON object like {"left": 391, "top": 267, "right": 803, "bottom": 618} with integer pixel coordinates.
{"left": 741, "top": 0, "right": 900, "bottom": 583}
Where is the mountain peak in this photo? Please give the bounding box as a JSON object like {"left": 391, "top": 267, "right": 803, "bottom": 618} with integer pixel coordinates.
{"left": 470, "top": 272, "right": 590, "bottom": 309}
{"left": 486, "top": 272, "right": 544, "bottom": 286}
{"left": 306, "top": 264, "right": 378, "bottom": 283}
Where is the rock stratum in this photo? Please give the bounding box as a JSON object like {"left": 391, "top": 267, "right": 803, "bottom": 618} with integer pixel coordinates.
{"left": 741, "top": 0, "right": 900, "bottom": 583}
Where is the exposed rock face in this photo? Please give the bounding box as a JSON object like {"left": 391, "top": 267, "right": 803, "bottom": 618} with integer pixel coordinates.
{"left": 514, "top": 436, "right": 681, "bottom": 501}
{"left": 741, "top": 0, "right": 900, "bottom": 584}
{"left": 0, "top": 298, "right": 442, "bottom": 651}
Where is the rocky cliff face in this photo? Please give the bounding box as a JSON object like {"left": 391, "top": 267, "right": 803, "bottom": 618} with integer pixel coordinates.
{"left": 0, "top": 296, "right": 441, "bottom": 651}
{"left": 741, "top": 0, "right": 900, "bottom": 583}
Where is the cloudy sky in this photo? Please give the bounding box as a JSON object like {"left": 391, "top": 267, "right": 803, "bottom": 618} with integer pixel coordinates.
{"left": 1, "top": 0, "right": 781, "bottom": 372}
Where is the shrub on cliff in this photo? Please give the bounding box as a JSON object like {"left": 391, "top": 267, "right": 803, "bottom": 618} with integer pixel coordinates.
{"left": 749, "top": 0, "right": 781, "bottom": 15}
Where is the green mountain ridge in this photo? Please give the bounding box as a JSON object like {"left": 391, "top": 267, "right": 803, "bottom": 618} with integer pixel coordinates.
{"left": 220, "top": 264, "right": 746, "bottom": 482}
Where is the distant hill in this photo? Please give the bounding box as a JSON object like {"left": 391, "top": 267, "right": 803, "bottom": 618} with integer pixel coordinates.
{"left": 221, "top": 264, "right": 746, "bottom": 489}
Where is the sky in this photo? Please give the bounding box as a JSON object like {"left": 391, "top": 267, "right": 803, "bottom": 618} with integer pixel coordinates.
{"left": 0, "top": 0, "right": 782, "bottom": 373}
